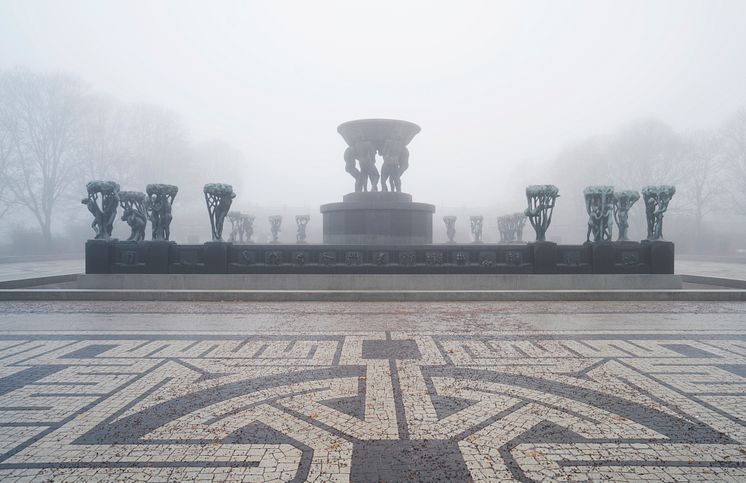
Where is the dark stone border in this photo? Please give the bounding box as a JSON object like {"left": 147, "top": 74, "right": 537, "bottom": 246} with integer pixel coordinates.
{"left": 85, "top": 240, "right": 674, "bottom": 275}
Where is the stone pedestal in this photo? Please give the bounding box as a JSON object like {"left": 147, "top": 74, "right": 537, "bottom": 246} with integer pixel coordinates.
{"left": 645, "top": 240, "right": 675, "bottom": 274}
{"left": 204, "top": 242, "right": 231, "bottom": 273}
{"left": 531, "top": 241, "right": 558, "bottom": 274}
{"left": 85, "top": 239, "right": 111, "bottom": 274}
{"left": 590, "top": 241, "right": 615, "bottom": 274}
{"left": 320, "top": 192, "right": 435, "bottom": 245}
{"left": 613, "top": 240, "right": 646, "bottom": 274}
{"left": 146, "top": 241, "right": 174, "bottom": 274}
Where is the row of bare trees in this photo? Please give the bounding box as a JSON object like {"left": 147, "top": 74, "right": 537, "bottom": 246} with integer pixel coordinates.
{"left": 0, "top": 68, "right": 246, "bottom": 249}
{"left": 547, "top": 112, "right": 746, "bottom": 249}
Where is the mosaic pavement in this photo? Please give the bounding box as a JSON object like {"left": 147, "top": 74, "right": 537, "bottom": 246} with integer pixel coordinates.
{"left": 0, "top": 302, "right": 744, "bottom": 481}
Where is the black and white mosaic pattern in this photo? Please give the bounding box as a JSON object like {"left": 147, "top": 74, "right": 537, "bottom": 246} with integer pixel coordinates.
{"left": 0, "top": 319, "right": 745, "bottom": 480}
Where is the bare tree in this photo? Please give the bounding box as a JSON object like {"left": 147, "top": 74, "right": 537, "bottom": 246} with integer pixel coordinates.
{"left": 190, "top": 139, "right": 247, "bottom": 194}
{"left": 77, "top": 94, "right": 134, "bottom": 185}
{"left": 0, "top": 116, "right": 12, "bottom": 219}
{"left": 605, "top": 119, "right": 684, "bottom": 190}
{"left": 679, "top": 130, "right": 724, "bottom": 235}
{"left": 0, "top": 69, "right": 87, "bottom": 246}
{"left": 722, "top": 108, "right": 746, "bottom": 214}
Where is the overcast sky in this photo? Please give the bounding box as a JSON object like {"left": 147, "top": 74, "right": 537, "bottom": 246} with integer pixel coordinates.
{"left": 1, "top": 0, "right": 745, "bottom": 209}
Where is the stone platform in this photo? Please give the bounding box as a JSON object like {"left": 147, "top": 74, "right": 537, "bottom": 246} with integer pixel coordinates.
{"left": 320, "top": 192, "right": 435, "bottom": 244}
{"left": 78, "top": 273, "right": 682, "bottom": 290}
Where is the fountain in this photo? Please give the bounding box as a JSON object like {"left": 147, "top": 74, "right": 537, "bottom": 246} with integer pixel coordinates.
{"left": 320, "top": 119, "right": 435, "bottom": 244}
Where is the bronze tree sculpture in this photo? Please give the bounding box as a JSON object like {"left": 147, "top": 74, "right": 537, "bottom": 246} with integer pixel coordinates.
{"left": 443, "top": 216, "right": 457, "bottom": 243}
{"left": 82, "top": 181, "right": 120, "bottom": 240}
{"left": 269, "top": 215, "right": 282, "bottom": 243}
{"left": 204, "top": 183, "right": 235, "bottom": 242}
{"left": 497, "top": 213, "right": 526, "bottom": 243}
{"left": 642, "top": 185, "right": 676, "bottom": 240}
{"left": 612, "top": 190, "right": 640, "bottom": 241}
{"left": 583, "top": 186, "right": 614, "bottom": 242}
{"left": 295, "top": 215, "right": 310, "bottom": 243}
{"left": 470, "top": 216, "right": 483, "bottom": 244}
{"left": 525, "top": 185, "right": 559, "bottom": 242}
{"left": 146, "top": 184, "right": 178, "bottom": 241}
{"left": 242, "top": 214, "right": 255, "bottom": 243}
{"left": 119, "top": 191, "right": 147, "bottom": 242}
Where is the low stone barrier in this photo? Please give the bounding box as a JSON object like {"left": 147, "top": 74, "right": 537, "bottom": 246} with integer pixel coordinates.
{"left": 86, "top": 240, "right": 674, "bottom": 275}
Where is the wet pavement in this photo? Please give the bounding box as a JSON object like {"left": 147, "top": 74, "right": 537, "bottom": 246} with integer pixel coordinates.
{"left": 0, "top": 300, "right": 744, "bottom": 481}
{"left": 0, "top": 259, "right": 83, "bottom": 283}
{"left": 677, "top": 259, "right": 746, "bottom": 281}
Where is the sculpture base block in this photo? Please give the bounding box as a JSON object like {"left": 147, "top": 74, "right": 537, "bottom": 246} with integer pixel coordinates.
{"left": 86, "top": 241, "right": 675, "bottom": 274}
{"left": 644, "top": 240, "right": 675, "bottom": 274}
{"left": 321, "top": 192, "right": 435, "bottom": 245}
{"left": 85, "top": 239, "right": 111, "bottom": 274}
{"left": 590, "top": 241, "right": 615, "bottom": 274}
{"left": 532, "top": 241, "right": 558, "bottom": 274}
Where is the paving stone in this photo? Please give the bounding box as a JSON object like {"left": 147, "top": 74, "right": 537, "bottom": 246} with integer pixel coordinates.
{"left": 0, "top": 300, "right": 744, "bottom": 481}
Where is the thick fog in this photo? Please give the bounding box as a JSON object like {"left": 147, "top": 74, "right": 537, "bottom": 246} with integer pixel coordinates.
{"left": 1, "top": 0, "right": 746, "bottom": 251}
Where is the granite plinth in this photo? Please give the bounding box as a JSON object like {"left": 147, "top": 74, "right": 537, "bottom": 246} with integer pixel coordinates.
{"left": 321, "top": 192, "right": 435, "bottom": 245}
{"left": 85, "top": 240, "right": 674, "bottom": 275}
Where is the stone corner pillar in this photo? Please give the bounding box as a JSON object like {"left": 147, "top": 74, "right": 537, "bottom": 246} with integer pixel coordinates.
{"left": 531, "top": 241, "right": 558, "bottom": 274}
{"left": 85, "top": 239, "right": 112, "bottom": 274}
{"left": 645, "top": 240, "right": 675, "bottom": 274}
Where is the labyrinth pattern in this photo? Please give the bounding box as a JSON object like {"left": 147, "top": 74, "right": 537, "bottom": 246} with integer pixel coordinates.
{"left": 0, "top": 331, "right": 745, "bottom": 481}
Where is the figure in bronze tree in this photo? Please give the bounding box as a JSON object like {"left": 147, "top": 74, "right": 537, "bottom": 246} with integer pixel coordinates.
{"left": 295, "top": 215, "right": 310, "bottom": 243}
{"left": 497, "top": 213, "right": 527, "bottom": 243}
{"left": 642, "top": 185, "right": 676, "bottom": 240}
{"left": 443, "top": 216, "right": 457, "bottom": 243}
{"left": 583, "top": 186, "right": 614, "bottom": 242}
{"left": 470, "top": 215, "right": 483, "bottom": 244}
{"left": 227, "top": 211, "right": 242, "bottom": 242}
{"left": 146, "top": 184, "right": 178, "bottom": 241}
{"left": 612, "top": 190, "right": 640, "bottom": 241}
{"left": 82, "top": 180, "right": 120, "bottom": 240}
{"left": 118, "top": 191, "right": 147, "bottom": 242}
{"left": 269, "top": 215, "right": 282, "bottom": 243}
{"left": 242, "top": 214, "right": 255, "bottom": 243}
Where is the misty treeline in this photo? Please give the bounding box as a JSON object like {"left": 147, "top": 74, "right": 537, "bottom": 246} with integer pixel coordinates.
{"left": 545, "top": 114, "right": 746, "bottom": 252}
{"left": 0, "top": 68, "right": 246, "bottom": 253}
{"left": 2, "top": 68, "right": 746, "bottom": 254}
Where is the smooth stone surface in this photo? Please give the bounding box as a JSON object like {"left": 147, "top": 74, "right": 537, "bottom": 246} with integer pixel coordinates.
{"left": 321, "top": 193, "right": 435, "bottom": 245}
{"left": 342, "top": 192, "right": 413, "bottom": 203}
{"left": 2, "top": 288, "right": 746, "bottom": 302}
{"left": 77, "top": 273, "right": 683, "bottom": 290}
